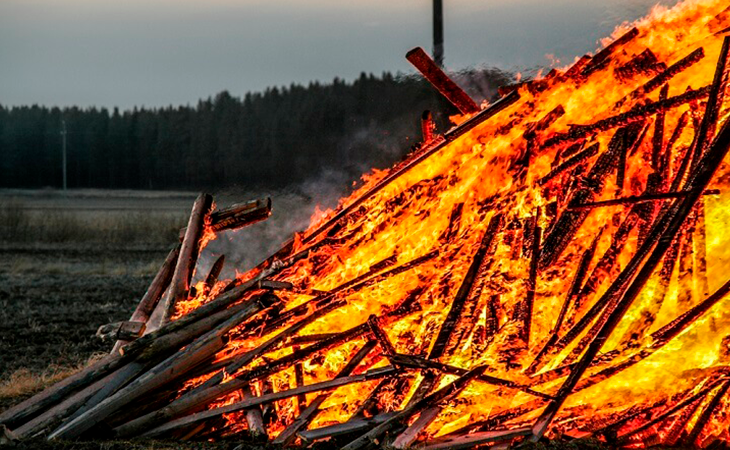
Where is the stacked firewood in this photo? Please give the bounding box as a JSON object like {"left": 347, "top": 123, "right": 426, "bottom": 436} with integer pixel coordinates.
{"left": 2, "top": 4, "right": 730, "bottom": 448}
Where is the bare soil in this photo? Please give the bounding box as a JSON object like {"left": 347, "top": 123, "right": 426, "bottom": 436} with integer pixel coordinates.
{"left": 0, "top": 245, "right": 167, "bottom": 410}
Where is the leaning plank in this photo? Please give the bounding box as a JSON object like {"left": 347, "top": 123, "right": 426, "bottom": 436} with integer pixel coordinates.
{"left": 141, "top": 366, "right": 397, "bottom": 438}
{"left": 340, "top": 366, "right": 486, "bottom": 450}
{"left": 683, "top": 380, "right": 730, "bottom": 446}
{"left": 617, "top": 47, "right": 705, "bottom": 108}
{"left": 162, "top": 193, "right": 214, "bottom": 323}
{"left": 112, "top": 245, "right": 180, "bottom": 352}
{"left": 406, "top": 47, "right": 480, "bottom": 115}
{"left": 689, "top": 36, "right": 730, "bottom": 170}
{"left": 421, "top": 427, "right": 533, "bottom": 450}
{"left": 430, "top": 214, "right": 502, "bottom": 359}
{"left": 177, "top": 298, "right": 348, "bottom": 406}
{"left": 389, "top": 354, "right": 552, "bottom": 400}
{"left": 298, "top": 412, "right": 398, "bottom": 443}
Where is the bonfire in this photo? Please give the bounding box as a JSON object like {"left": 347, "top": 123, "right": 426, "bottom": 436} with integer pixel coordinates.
{"left": 2, "top": 0, "right": 730, "bottom": 448}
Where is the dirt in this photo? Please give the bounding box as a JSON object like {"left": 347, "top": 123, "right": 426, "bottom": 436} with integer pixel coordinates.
{"left": 0, "top": 245, "right": 167, "bottom": 410}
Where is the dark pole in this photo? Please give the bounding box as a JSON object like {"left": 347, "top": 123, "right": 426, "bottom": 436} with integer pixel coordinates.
{"left": 433, "top": 0, "right": 444, "bottom": 68}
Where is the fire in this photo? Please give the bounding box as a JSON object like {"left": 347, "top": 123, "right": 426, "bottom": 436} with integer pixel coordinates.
{"left": 187, "top": 0, "right": 730, "bottom": 446}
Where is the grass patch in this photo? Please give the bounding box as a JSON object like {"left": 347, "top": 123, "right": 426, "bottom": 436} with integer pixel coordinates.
{"left": 0, "top": 199, "right": 185, "bottom": 246}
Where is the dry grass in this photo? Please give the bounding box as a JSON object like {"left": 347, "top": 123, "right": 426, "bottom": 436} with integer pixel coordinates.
{"left": 0, "top": 354, "right": 105, "bottom": 404}
{"left": 0, "top": 200, "right": 185, "bottom": 246}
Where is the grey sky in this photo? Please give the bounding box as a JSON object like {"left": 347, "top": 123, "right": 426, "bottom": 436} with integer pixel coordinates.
{"left": 0, "top": 0, "right": 681, "bottom": 109}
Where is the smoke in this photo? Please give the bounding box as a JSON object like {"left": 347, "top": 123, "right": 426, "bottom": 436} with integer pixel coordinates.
{"left": 197, "top": 169, "right": 357, "bottom": 282}
{"left": 195, "top": 66, "right": 514, "bottom": 283}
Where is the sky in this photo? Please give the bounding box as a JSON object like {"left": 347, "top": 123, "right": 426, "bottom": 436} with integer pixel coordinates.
{"left": 0, "top": 0, "right": 683, "bottom": 109}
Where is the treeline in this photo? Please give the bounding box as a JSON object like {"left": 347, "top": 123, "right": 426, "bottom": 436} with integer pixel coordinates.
{"left": 0, "top": 69, "right": 510, "bottom": 191}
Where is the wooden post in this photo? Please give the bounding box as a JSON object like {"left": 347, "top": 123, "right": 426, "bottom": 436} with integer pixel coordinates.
{"left": 162, "top": 193, "right": 214, "bottom": 323}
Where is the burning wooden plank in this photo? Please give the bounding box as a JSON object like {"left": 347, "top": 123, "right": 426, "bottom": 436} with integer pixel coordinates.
{"left": 406, "top": 47, "right": 480, "bottom": 115}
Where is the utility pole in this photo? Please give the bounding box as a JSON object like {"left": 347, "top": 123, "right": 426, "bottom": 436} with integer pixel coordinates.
{"left": 433, "top": 0, "right": 444, "bottom": 67}
{"left": 61, "top": 119, "right": 67, "bottom": 190}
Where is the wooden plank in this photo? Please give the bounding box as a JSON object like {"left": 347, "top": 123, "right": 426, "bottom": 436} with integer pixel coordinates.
{"left": 405, "top": 47, "right": 480, "bottom": 115}
{"left": 162, "top": 193, "right": 214, "bottom": 323}
{"left": 112, "top": 245, "right": 179, "bottom": 352}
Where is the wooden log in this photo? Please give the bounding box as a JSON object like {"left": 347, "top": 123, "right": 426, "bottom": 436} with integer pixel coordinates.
{"left": 567, "top": 189, "right": 720, "bottom": 210}
{"left": 112, "top": 245, "right": 180, "bottom": 352}
{"left": 162, "top": 193, "right": 214, "bottom": 323}
{"left": 694, "top": 199, "right": 710, "bottom": 298}
{"left": 683, "top": 380, "right": 730, "bottom": 446}
{"left": 200, "top": 254, "right": 225, "bottom": 297}
{"left": 340, "top": 366, "right": 486, "bottom": 450}
{"left": 690, "top": 37, "right": 730, "bottom": 170}
{"left": 152, "top": 298, "right": 348, "bottom": 422}
{"left": 391, "top": 406, "right": 441, "bottom": 448}
{"left": 97, "top": 321, "right": 145, "bottom": 342}
{"left": 539, "top": 142, "right": 599, "bottom": 185}
{"left": 240, "top": 384, "right": 267, "bottom": 438}
{"left": 141, "top": 366, "right": 397, "bottom": 438}
{"left": 539, "top": 124, "right": 637, "bottom": 270}
{"left": 581, "top": 28, "right": 639, "bottom": 77}
{"left": 299, "top": 412, "right": 398, "bottom": 443}
{"left": 122, "top": 295, "right": 271, "bottom": 362}
{"left": 652, "top": 84, "right": 669, "bottom": 172}
{"left": 525, "top": 230, "right": 601, "bottom": 375}
{"left": 531, "top": 273, "right": 730, "bottom": 390}
{"left": 517, "top": 214, "right": 541, "bottom": 345}
{"left": 61, "top": 361, "right": 149, "bottom": 427}
{"left": 615, "top": 49, "right": 664, "bottom": 83}
{"left": 421, "top": 110, "right": 435, "bottom": 143}
{"left": 209, "top": 198, "right": 271, "bottom": 233}
{"left": 421, "top": 427, "right": 532, "bottom": 450}
{"left": 617, "top": 47, "right": 705, "bottom": 108}
{"left": 430, "top": 213, "right": 502, "bottom": 360}
{"left": 11, "top": 367, "right": 124, "bottom": 438}
{"left": 48, "top": 300, "right": 263, "bottom": 440}
{"left": 121, "top": 275, "right": 279, "bottom": 358}
{"left": 367, "top": 315, "right": 397, "bottom": 357}
{"left": 300, "top": 90, "right": 519, "bottom": 245}
{"left": 663, "top": 111, "right": 690, "bottom": 179}
{"left": 530, "top": 90, "right": 730, "bottom": 442}
{"left": 615, "top": 376, "right": 728, "bottom": 444}
{"left": 405, "top": 47, "right": 479, "bottom": 115}
{"left": 389, "top": 354, "right": 552, "bottom": 400}
{"left": 273, "top": 341, "right": 377, "bottom": 446}
{"left": 543, "top": 85, "right": 711, "bottom": 149}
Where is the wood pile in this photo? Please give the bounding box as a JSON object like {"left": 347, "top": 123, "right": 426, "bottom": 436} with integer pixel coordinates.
{"left": 2, "top": 2, "right": 730, "bottom": 448}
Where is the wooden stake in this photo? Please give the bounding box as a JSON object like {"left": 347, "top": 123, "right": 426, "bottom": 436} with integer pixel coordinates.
{"left": 162, "top": 193, "right": 214, "bottom": 324}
